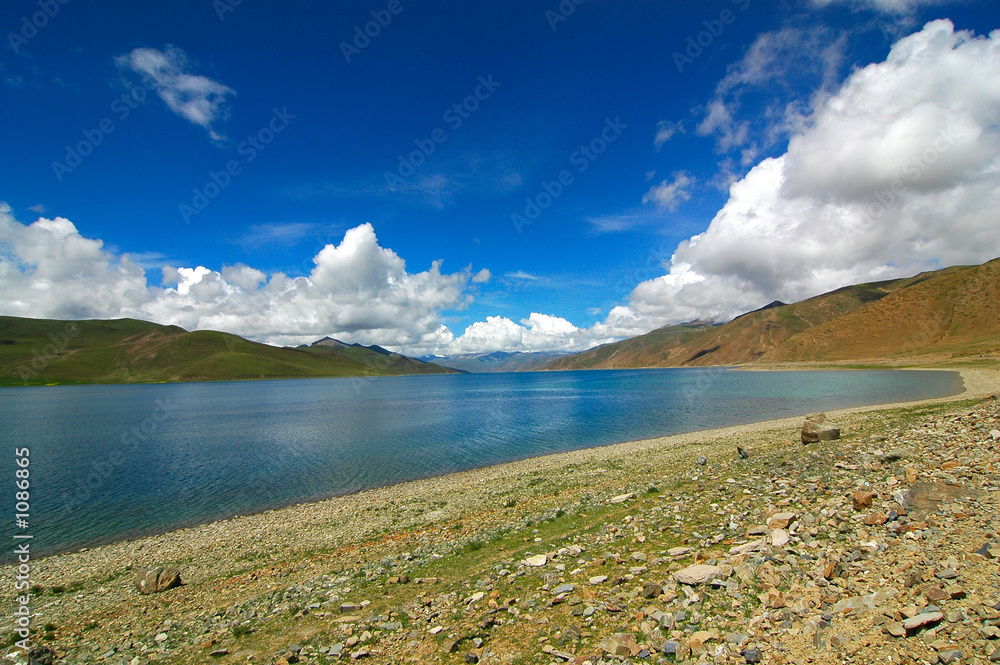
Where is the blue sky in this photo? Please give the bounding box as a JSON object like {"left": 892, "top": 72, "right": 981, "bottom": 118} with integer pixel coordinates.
{"left": 2, "top": 0, "right": 999, "bottom": 355}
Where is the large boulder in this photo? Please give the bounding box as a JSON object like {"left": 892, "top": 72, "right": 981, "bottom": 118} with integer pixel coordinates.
{"left": 801, "top": 412, "right": 840, "bottom": 444}
{"left": 135, "top": 566, "right": 182, "bottom": 594}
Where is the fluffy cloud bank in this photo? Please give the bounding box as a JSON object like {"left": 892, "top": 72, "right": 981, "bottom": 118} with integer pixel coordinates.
{"left": 447, "top": 308, "right": 650, "bottom": 354}
{"left": 626, "top": 20, "right": 1000, "bottom": 325}
{"left": 0, "top": 208, "right": 484, "bottom": 352}
{"left": 447, "top": 20, "right": 1000, "bottom": 354}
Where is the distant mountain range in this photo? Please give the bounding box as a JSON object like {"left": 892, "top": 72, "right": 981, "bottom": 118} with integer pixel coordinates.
{"left": 544, "top": 258, "right": 1000, "bottom": 370}
{"left": 422, "top": 350, "right": 569, "bottom": 373}
{"left": 2, "top": 259, "right": 996, "bottom": 385}
{"left": 0, "top": 317, "right": 458, "bottom": 385}
{"left": 305, "top": 337, "right": 464, "bottom": 376}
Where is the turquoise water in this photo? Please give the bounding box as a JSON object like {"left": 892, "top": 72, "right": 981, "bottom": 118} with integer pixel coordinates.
{"left": 0, "top": 368, "right": 961, "bottom": 557}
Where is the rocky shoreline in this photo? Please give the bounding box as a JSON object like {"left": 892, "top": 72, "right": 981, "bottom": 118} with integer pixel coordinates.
{"left": 3, "top": 367, "right": 999, "bottom": 665}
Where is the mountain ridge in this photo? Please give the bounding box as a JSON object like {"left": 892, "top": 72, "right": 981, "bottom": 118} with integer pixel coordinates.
{"left": 544, "top": 258, "right": 1000, "bottom": 371}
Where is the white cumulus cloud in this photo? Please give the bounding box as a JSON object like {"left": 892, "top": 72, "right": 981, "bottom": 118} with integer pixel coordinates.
{"left": 624, "top": 20, "right": 1000, "bottom": 325}
{"left": 449, "top": 312, "right": 634, "bottom": 354}
{"left": 0, "top": 206, "right": 482, "bottom": 354}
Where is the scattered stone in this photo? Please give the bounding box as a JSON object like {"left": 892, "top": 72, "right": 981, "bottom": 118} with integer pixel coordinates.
{"left": 609, "top": 492, "right": 635, "bottom": 504}
{"left": 464, "top": 652, "right": 479, "bottom": 664}
{"left": 135, "top": 567, "right": 182, "bottom": 595}
{"left": 589, "top": 575, "right": 608, "bottom": 584}
{"left": 667, "top": 546, "right": 691, "bottom": 557}
{"left": 741, "top": 647, "right": 762, "bottom": 663}
{"left": 939, "top": 650, "right": 963, "bottom": 664}
{"left": 696, "top": 455, "right": 708, "bottom": 466}
{"left": 768, "top": 512, "right": 796, "bottom": 529}
{"left": 560, "top": 625, "right": 582, "bottom": 644}
{"left": 674, "top": 564, "right": 723, "bottom": 585}
{"left": 730, "top": 539, "right": 765, "bottom": 556}
{"left": 551, "top": 583, "right": 575, "bottom": 595}
{"left": 641, "top": 582, "right": 663, "bottom": 599}
{"left": 851, "top": 490, "right": 876, "bottom": 511}
{"left": 524, "top": 554, "right": 547, "bottom": 567}
{"left": 26, "top": 646, "right": 57, "bottom": 665}
{"left": 738, "top": 446, "right": 749, "bottom": 459}
{"left": 770, "top": 528, "right": 790, "bottom": 547}
{"left": 864, "top": 511, "right": 888, "bottom": 525}
{"left": 882, "top": 448, "right": 910, "bottom": 462}
{"left": 903, "top": 612, "right": 944, "bottom": 633}
{"left": 802, "top": 413, "right": 841, "bottom": 443}
{"left": 885, "top": 622, "right": 906, "bottom": 638}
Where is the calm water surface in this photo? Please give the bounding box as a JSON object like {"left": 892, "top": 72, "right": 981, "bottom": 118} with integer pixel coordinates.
{"left": 0, "top": 368, "right": 961, "bottom": 556}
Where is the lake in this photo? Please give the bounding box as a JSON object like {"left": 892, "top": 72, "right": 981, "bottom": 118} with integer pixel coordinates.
{"left": 0, "top": 368, "right": 961, "bottom": 557}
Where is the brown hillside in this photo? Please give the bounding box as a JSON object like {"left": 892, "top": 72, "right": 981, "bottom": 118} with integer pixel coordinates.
{"left": 545, "top": 258, "right": 1000, "bottom": 371}
{"left": 759, "top": 258, "right": 1000, "bottom": 363}
{"left": 542, "top": 322, "right": 714, "bottom": 370}
{"left": 546, "top": 273, "right": 923, "bottom": 370}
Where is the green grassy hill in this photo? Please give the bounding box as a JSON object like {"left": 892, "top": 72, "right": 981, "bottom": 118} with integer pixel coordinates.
{"left": 0, "top": 317, "right": 457, "bottom": 385}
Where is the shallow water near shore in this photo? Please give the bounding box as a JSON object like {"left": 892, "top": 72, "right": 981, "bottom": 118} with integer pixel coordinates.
{"left": 0, "top": 368, "right": 961, "bottom": 557}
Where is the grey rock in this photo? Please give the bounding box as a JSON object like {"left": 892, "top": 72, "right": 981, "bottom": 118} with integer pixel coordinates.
{"left": 641, "top": 582, "right": 663, "bottom": 599}
{"left": 135, "top": 567, "right": 182, "bottom": 595}
{"left": 802, "top": 414, "right": 841, "bottom": 444}
{"left": 673, "top": 564, "right": 722, "bottom": 585}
